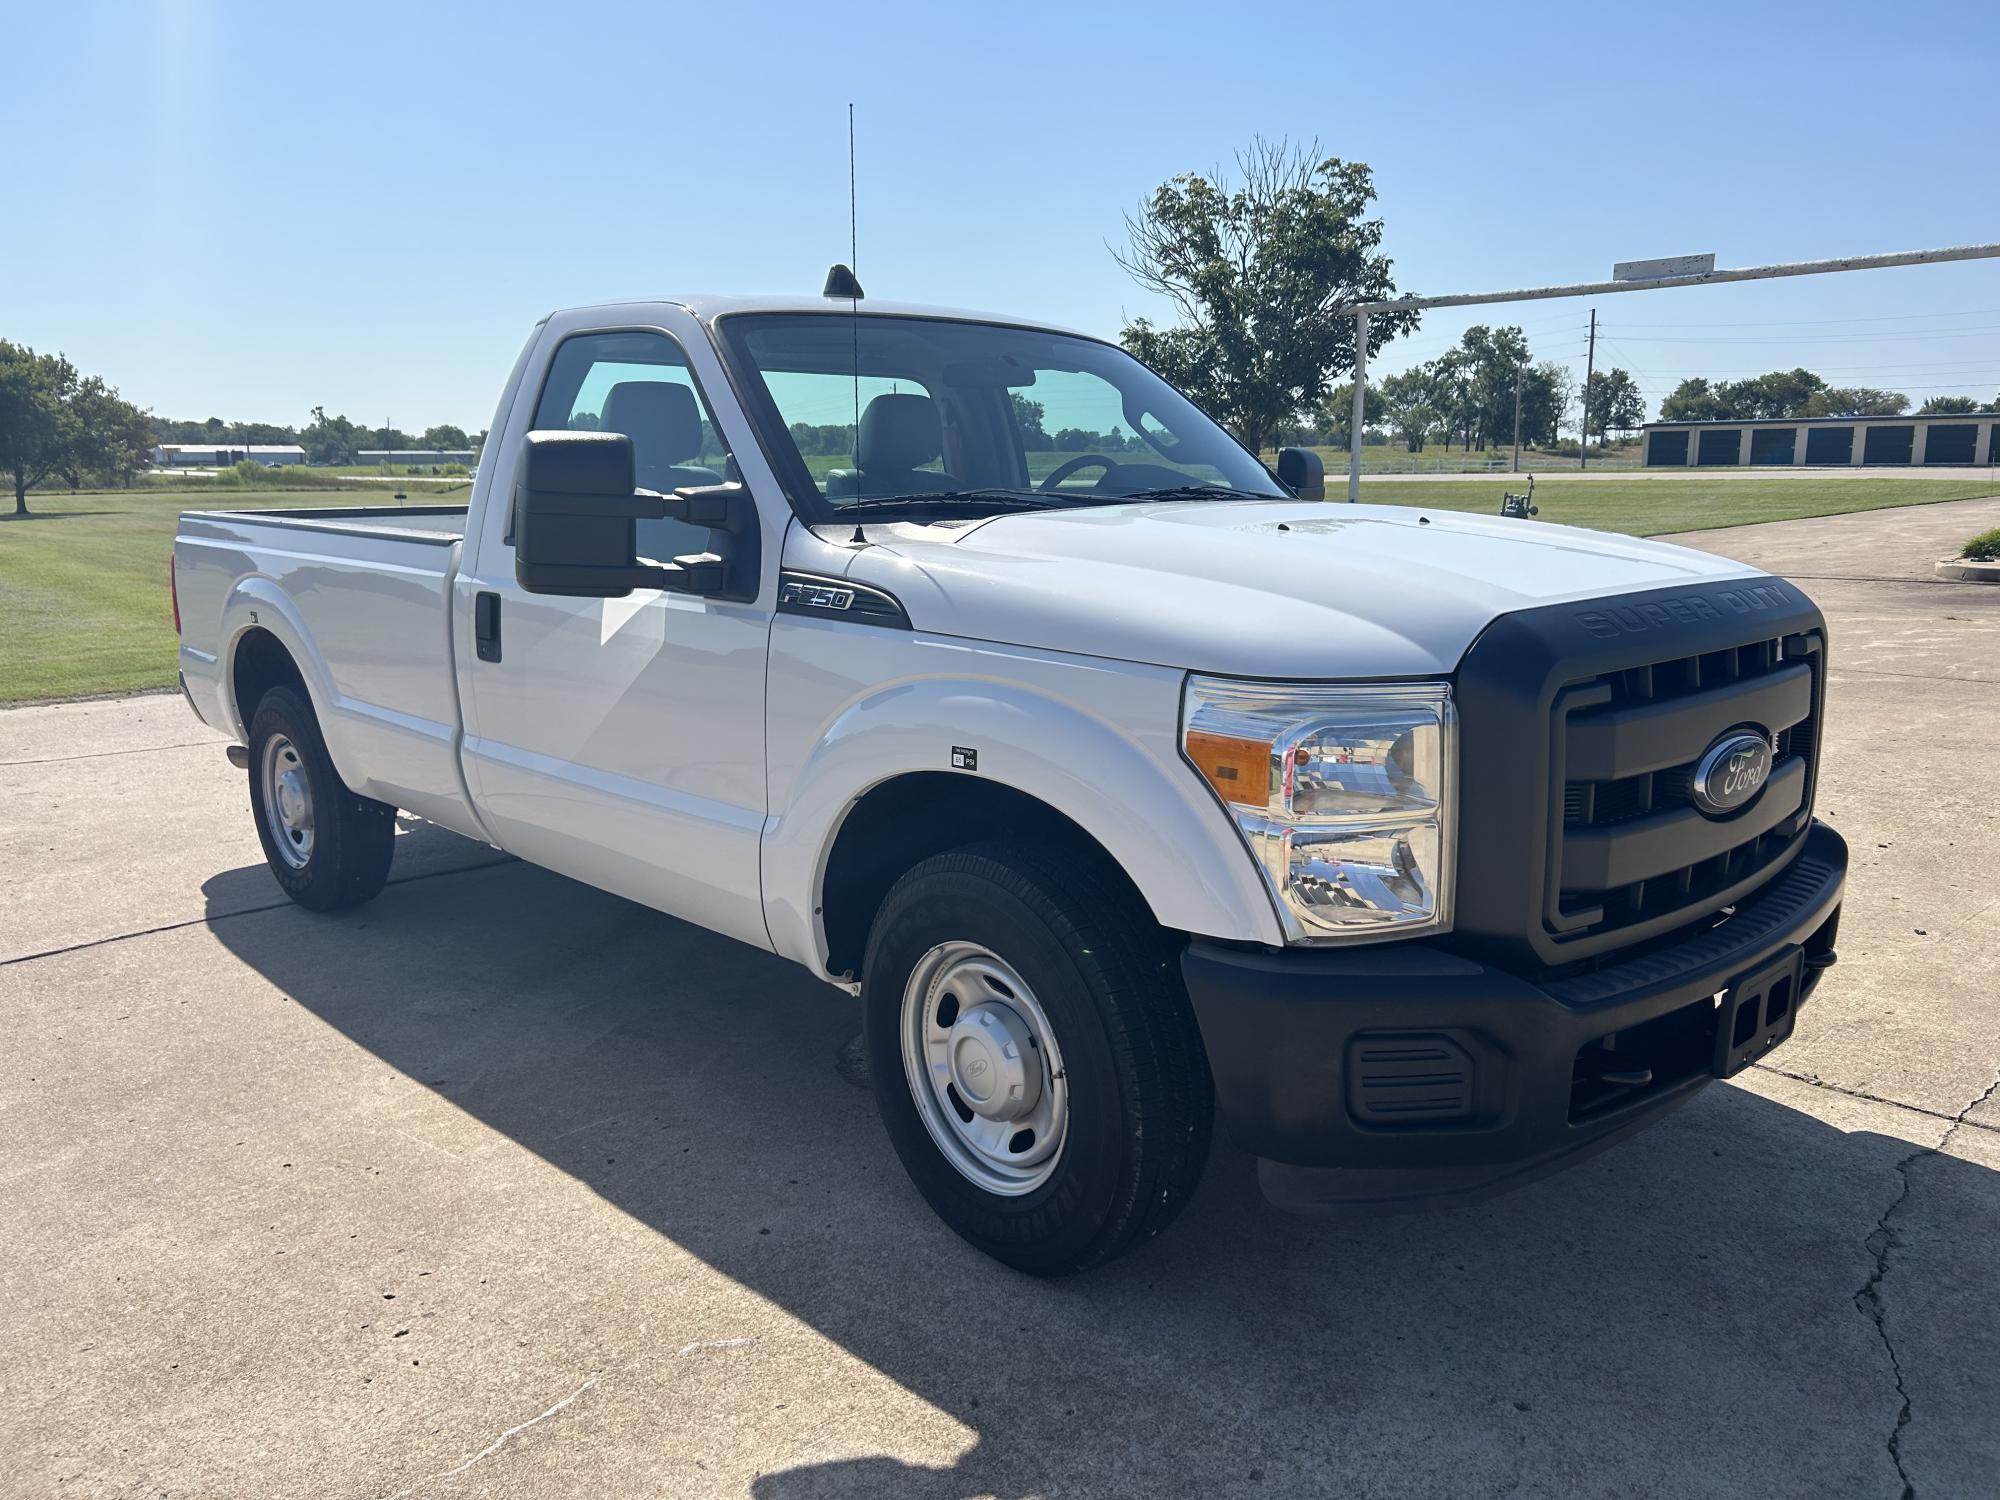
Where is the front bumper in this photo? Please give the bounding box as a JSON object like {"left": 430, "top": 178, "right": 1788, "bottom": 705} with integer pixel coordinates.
{"left": 1183, "top": 820, "right": 1847, "bottom": 1212}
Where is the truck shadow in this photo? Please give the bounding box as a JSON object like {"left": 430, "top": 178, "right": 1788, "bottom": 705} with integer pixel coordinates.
{"left": 202, "top": 846, "right": 1998, "bottom": 1498}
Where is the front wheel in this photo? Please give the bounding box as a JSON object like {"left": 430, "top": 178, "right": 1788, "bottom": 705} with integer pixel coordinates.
{"left": 862, "top": 841, "right": 1213, "bottom": 1275}
{"left": 246, "top": 685, "right": 395, "bottom": 911}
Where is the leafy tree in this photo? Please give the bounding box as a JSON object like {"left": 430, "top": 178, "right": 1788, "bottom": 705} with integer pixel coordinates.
{"left": 1535, "top": 361, "right": 1575, "bottom": 445}
{"left": 420, "top": 423, "right": 469, "bottom": 449}
{"left": 1317, "top": 379, "right": 1382, "bottom": 451}
{"left": 1115, "top": 137, "right": 1418, "bottom": 454}
{"left": 65, "top": 375, "right": 153, "bottom": 489}
{"left": 1582, "top": 368, "right": 1645, "bottom": 439}
{"left": 1803, "top": 387, "right": 1908, "bottom": 418}
{"left": 1008, "top": 393, "right": 1051, "bottom": 450}
{"left": 0, "top": 341, "right": 83, "bottom": 515}
{"left": 1916, "top": 395, "right": 1982, "bottom": 415}
{"left": 1716, "top": 368, "right": 1825, "bottom": 420}
{"left": 1660, "top": 377, "right": 1724, "bottom": 423}
{"left": 301, "top": 406, "right": 361, "bottom": 465}
{"left": 1376, "top": 368, "right": 1439, "bottom": 451}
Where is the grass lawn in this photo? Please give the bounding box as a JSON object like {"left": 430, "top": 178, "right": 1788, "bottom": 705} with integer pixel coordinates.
{"left": 4, "top": 475, "right": 1994, "bottom": 704}
{"left": 1, "top": 486, "right": 465, "bottom": 703}
{"left": 1353, "top": 476, "right": 2000, "bottom": 536}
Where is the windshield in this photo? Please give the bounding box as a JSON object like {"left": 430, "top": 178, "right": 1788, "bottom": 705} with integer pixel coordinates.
{"left": 715, "top": 313, "right": 1288, "bottom": 519}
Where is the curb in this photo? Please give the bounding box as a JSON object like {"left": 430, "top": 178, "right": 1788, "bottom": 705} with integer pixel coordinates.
{"left": 1934, "top": 557, "right": 2000, "bottom": 583}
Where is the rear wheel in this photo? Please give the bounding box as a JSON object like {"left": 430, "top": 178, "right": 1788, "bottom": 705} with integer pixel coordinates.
{"left": 246, "top": 685, "right": 395, "bottom": 911}
{"left": 862, "top": 840, "right": 1212, "bottom": 1275}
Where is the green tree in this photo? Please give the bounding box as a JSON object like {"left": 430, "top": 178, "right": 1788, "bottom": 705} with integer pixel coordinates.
{"left": 1916, "top": 395, "right": 1982, "bottom": 415}
{"left": 1717, "top": 368, "right": 1825, "bottom": 420}
{"left": 420, "top": 423, "right": 469, "bottom": 449}
{"left": 1582, "top": 368, "right": 1645, "bottom": 439}
{"left": 301, "top": 406, "right": 360, "bottom": 465}
{"left": 1376, "top": 368, "right": 1438, "bottom": 451}
{"left": 1115, "top": 137, "right": 1418, "bottom": 455}
{"left": 1008, "top": 393, "right": 1051, "bottom": 449}
{"left": 1804, "top": 387, "right": 1908, "bottom": 417}
{"left": 1317, "top": 379, "right": 1382, "bottom": 451}
{"left": 1660, "top": 377, "right": 1724, "bottom": 423}
{"left": 65, "top": 375, "right": 153, "bottom": 489}
{"left": 0, "top": 341, "right": 83, "bottom": 515}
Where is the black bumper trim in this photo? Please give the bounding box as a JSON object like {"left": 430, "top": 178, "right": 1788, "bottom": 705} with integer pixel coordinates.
{"left": 1181, "top": 821, "right": 1847, "bottom": 1208}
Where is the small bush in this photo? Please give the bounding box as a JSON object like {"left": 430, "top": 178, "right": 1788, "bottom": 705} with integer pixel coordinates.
{"left": 1961, "top": 527, "right": 2000, "bottom": 562}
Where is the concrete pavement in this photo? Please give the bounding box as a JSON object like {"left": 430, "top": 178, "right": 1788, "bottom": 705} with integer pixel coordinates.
{"left": 3, "top": 498, "right": 1998, "bottom": 1498}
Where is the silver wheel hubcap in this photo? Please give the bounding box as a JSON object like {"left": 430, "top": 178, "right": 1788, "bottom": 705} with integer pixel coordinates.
{"left": 260, "top": 734, "right": 315, "bottom": 869}
{"left": 901, "top": 942, "right": 1067, "bottom": 1196}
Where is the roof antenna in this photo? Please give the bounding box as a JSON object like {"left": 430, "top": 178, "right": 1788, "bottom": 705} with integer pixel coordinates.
{"left": 825, "top": 103, "right": 869, "bottom": 545}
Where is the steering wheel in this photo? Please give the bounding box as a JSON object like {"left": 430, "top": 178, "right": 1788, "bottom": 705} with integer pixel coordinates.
{"left": 1039, "top": 454, "right": 1117, "bottom": 493}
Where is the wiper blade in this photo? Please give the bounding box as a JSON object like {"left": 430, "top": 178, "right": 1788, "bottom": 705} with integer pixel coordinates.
{"left": 832, "top": 488, "right": 1078, "bottom": 516}
{"left": 1107, "top": 484, "right": 1283, "bottom": 503}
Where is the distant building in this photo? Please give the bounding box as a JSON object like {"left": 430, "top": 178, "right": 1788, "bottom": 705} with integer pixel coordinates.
{"left": 152, "top": 443, "right": 305, "bottom": 468}
{"left": 355, "top": 449, "right": 476, "bottom": 468}
{"left": 1641, "top": 414, "right": 1997, "bottom": 468}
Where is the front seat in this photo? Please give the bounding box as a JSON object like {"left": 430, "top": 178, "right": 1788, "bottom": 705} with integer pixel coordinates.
{"left": 599, "top": 380, "right": 722, "bottom": 559}
{"left": 599, "top": 380, "right": 722, "bottom": 492}
{"left": 849, "top": 392, "right": 957, "bottom": 498}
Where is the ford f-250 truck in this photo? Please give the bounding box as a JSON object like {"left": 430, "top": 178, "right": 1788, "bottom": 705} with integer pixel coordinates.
{"left": 173, "top": 282, "right": 1846, "bottom": 1274}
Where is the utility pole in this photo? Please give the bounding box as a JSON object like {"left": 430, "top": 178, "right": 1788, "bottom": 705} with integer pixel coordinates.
{"left": 1579, "top": 308, "right": 1597, "bottom": 470}
{"left": 1346, "top": 308, "right": 1370, "bottom": 501}
{"left": 1511, "top": 358, "right": 1525, "bottom": 472}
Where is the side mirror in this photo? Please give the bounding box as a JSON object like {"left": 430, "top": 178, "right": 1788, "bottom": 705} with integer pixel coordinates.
{"left": 514, "top": 431, "right": 759, "bottom": 600}
{"left": 1276, "top": 446, "right": 1325, "bottom": 501}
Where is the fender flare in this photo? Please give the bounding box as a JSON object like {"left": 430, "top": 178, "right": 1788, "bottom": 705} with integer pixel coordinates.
{"left": 217, "top": 578, "right": 354, "bottom": 775}
{"left": 761, "top": 675, "right": 1285, "bottom": 974}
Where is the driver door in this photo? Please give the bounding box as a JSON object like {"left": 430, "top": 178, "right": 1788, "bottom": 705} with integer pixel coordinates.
{"left": 455, "top": 315, "right": 776, "bottom": 950}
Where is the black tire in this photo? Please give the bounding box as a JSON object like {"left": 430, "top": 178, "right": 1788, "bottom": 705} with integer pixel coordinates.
{"left": 862, "top": 839, "right": 1212, "bottom": 1275}
{"left": 246, "top": 685, "right": 395, "bottom": 912}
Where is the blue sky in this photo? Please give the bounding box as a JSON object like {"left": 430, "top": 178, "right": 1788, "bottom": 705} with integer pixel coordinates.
{"left": 4, "top": 0, "right": 1996, "bottom": 430}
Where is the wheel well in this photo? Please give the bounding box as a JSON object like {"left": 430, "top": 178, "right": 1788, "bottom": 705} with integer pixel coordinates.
{"left": 231, "top": 627, "right": 306, "bottom": 731}
{"left": 818, "top": 773, "right": 1157, "bottom": 979}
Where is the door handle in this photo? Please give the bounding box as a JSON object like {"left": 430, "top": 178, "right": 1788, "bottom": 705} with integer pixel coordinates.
{"left": 475, "top": 591, "right": 502, "bottom": 662}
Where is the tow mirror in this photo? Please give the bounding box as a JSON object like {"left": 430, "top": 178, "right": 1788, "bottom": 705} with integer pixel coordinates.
{"left": 513, "top": 430, "right": 759, "bottom": 600}
{"left": 1276, "top": 446, "right": 1325, "bottom": 501}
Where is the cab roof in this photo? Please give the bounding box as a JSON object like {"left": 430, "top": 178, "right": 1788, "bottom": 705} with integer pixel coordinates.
{"left": 548, "top": 292, "right": 1089, "bottom": 339}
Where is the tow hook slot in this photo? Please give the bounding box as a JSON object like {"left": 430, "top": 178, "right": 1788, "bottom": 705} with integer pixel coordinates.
{"left": 1713, "top": 947, "right": 1804, "bottom": 1078}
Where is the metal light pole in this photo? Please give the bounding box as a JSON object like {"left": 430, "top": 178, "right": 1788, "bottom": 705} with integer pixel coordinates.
{"left": 1580, "top": 309, "right": 1596, "bottom": 471}
{"left": 1346, "top": 308, "right": 1370, "bottom": 502}
{"left": 1511, "top": 357, "right": 1525, "bottom": 472}
{"left": 1341, "top": 242, "right": 2000, "bottom": 501}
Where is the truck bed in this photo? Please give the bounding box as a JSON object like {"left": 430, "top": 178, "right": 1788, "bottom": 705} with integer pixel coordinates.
{"left": 174, "top": 502, "right": 483, "bottom": 841}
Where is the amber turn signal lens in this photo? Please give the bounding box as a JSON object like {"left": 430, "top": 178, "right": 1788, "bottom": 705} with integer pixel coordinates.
{"left": 1186, "top": 730, "right": 1271, "bottom": 806}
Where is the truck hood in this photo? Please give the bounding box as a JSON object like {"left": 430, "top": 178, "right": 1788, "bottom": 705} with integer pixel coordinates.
{"left": 831, "top": 500, "right": 1766, "bottom": 678}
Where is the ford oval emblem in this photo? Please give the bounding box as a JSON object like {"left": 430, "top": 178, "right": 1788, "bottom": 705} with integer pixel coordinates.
{"left": 1691, "top": 731, "right": 1772, "bottom": 816}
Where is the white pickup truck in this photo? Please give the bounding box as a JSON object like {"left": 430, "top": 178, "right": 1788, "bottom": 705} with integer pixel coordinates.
{"left": 173, "top": 283, "right": 1846, "bottom": 1273}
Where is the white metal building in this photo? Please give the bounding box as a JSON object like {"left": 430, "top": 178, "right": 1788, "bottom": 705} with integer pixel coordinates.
{"left": 1642, "top": 414, "right": 1997, "bottom": 468}
{"left": 355, "top": 449, "right": 476, "bottom": 468}
{"left": 152, "top": 444, "right": 306, "bottom": 468}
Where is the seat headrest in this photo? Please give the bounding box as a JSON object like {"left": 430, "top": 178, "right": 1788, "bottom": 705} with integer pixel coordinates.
{"left": 858, "top": 393, "right": 941, "bottom": 472}
{"left": 600, "top": 381, "right": 703, "bottom": 470}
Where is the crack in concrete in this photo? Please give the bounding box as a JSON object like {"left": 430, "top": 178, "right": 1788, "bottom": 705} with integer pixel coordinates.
{"left": 1852, "top": 1071, "right": 2000, "bottom": 1499}
{"left": 1752, "top": 1063, "right": 2000, "bottom": 1135}
{"left": 376, "top": 1370, "right": 602, "bottom": 1499}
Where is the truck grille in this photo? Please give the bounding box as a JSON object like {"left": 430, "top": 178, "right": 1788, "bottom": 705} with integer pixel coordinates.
{"left": 1548, "top": 632, "right": 1822, "bottom": 944}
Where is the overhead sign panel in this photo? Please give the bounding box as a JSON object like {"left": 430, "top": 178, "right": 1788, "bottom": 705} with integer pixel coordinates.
{"left": 1613, "top": 253, "right": 1717, "bottom": 282}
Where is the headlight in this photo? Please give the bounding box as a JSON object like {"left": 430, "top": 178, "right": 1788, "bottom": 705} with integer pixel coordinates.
{"left": 1182, "top": 677, "right": 1455, "bottom": 944}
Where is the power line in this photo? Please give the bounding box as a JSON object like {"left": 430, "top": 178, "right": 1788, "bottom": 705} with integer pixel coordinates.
{"left": 1608, "top": 306, "right": 2000, "bottom": 329}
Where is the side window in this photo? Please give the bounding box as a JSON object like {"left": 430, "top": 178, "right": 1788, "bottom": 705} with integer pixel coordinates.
{"left": 531, "top": 330, "right": 731, "bottom": 561}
